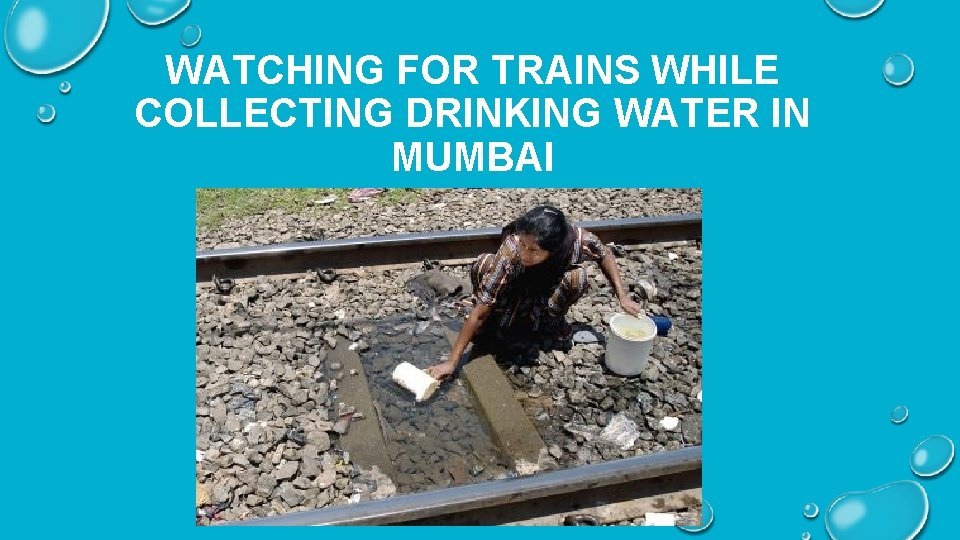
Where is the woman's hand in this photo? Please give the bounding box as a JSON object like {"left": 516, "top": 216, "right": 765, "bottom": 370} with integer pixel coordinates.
{"left": 619, "top": 296, "right": 643, "bottom": 318}
{"left": 425, "top": 361, "right": 456, "bottom": 382}
{"left": 599, "top": 251, "right": 645, "bottom": 319}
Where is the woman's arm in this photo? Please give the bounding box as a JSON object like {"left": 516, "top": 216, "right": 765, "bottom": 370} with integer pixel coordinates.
{"left": 599, "top": 251, "right": 643, "bottom": 317}
{"left": 425, "top": 303, "right": 492, "bottom": 381}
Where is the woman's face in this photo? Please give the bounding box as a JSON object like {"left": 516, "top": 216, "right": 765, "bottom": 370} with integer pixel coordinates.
{"left": 517, "top": 234, "right": 550, "bottom": 267}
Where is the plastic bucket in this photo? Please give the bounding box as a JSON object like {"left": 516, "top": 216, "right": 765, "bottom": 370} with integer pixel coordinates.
{"left": 604, "top": 314, "right": 657, "bottom": 376}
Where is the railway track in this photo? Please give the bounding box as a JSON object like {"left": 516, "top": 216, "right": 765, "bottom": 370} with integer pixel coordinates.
{"left": 197, "top": 213, "right": 703, "bottom": 526}
{"left": 233, "top": 446, "right": 701, "bottom": 526}
{"left": 196, "top": 213, "right": 702, "bottom": 281}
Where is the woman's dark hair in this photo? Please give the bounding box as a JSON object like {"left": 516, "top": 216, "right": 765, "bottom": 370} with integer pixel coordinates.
{"left": 502, "top": 205, "right": 575, "bottom": 288}
{"left": 514, "top": 205, "right": 570, "bottom": 253}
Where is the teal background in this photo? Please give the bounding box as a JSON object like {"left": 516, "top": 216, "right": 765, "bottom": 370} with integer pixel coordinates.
{"left": 2, "top": 0, "right": 957, "bottom": 537}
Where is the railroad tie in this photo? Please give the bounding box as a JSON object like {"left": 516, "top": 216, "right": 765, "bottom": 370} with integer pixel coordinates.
{"left": 445, "top": 330, "right": 548, "bottom": 472}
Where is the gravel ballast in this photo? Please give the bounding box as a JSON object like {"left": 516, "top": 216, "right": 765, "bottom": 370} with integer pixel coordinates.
{"left": 196, "top": 188, "right": 702, "bottom": 524}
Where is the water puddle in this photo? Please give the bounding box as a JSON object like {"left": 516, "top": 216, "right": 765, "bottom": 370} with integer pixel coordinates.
{"left": 350, "top": 314, "right": 512, "bottom": 494}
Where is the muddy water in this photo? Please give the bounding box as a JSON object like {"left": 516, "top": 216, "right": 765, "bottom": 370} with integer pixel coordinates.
{"left": 355, "top": 314, "right": 512, "bottom": 493}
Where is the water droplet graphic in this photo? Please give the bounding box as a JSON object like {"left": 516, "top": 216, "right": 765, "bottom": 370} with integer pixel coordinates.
{"left": 127, "top": 0, "right": 191, "bottom": 26}
{"left": 803, "top": 503, "right": 819, "bottom": 518}
{"left": 4, "top": 0, "right": 109, "bottom": 74}
{"left": 891, "top": 405, "right": 908, "bottom": 424}
{"left": 883, "top": 54, "right": 915, "bottom": 86}
{"left": 911, "top": 435, "right": 954, "bottom": 477}
{"left": 36, "top": 103, "right": 56, "bottom": 123}
{"left": 676, "top": 499, "right": 713, "bottom": 533}
{"left": 59, "top": 80, "right": 71, "bottom": 94}
{"left": 824, "top": 0, "right": 885, "bottom": 18}
{"left": 180, "top": 24, "right": 201, "bottom": 48}
{"left": 802, "top": 533, "right": 811, "bottom": 540}
{"left": 825, "top": 481, "right": 927, "bottom": 540}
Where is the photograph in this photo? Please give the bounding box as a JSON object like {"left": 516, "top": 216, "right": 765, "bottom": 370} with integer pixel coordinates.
{"left": 195, "top": 188, "right": 703, "bottom": 525}
{"left": 7, "top": 1, "right": 955, "bottom": 537}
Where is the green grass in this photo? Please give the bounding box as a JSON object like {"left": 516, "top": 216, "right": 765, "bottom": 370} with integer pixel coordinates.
{"left": 196, "top": 188, "right": 422, "bottom": 229}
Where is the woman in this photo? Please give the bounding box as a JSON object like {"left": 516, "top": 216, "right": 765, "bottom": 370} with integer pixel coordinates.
{"left": 425, "top": 206, "right": 642, "bottom": 381}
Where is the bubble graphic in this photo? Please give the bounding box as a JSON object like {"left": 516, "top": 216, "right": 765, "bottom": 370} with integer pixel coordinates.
{"left": 883, "top": 54, "right": 915, "bottom": 87}
{"left": 824, "top": 0, "right": 885, "bottom": 18}
{"left": 911, "top": 435, "right": 954, "bottom": 477}
{"left": 36, "top": 103, "right": 55, "bottom": 123}
{"left": 677, "top": 499, "right": 714, "bottom": 533}
{"left": 802, "top": 533, "right": 811, "bottom": 540}
{"left": 4, "top": 0, "right": 109, "bottom": 75}
{"left": 803, "top": 502, "right": 819, "bottom": 518}
{"left": 891, "top": 405, "right": 908, "bottom": 424}
{"left": 127, "top": 0, "right": 191, "bottom": 26}
{"left": 180, "top": 24, "right": 201, "bottom": 47}
{"left": 825, "top": 481, "right": 927, "bottom": 540}
{"left": 58, "top": 80, "right": 70, "bottom": 94}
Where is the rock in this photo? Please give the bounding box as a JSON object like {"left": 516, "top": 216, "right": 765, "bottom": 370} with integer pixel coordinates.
{"left": 315, "top": 467, "right": 337, "bottom": 489}
{"left": 212, "top": 479, "right": 235, "bottom": 505}
{"left": 285, "top": 428, "right": 306, "bottom": 447}
{"left": 301, "top": 458, "right": 322, "bottom": 479}
{"left": 405, "top": 270, "right": 467, "bottom": 303}
{"left": 314, "top": 489, "right": 332, "bottom": 508}
{"left": 196, "top": 481, "right": 212, "bottom": 506}
{"left": 600, "top": 413, "right": 640, "bottom": 450}
{"left": 301, "top": 431, "right": 328, "bottom": 454}
{"left": 681, "top": 413, "right": 702, "bottom": 445}
{"left": 637, "top": 392, "right": 656, "bottom": 414}
{"left": 332, "top": 419, "right": 350, "bottom": 435}
{"left": 314, "top": 382, "right": 329, "bottom": 403}
{"left": 293, "top": 476, "right": 312, "bottom": 490}
{"left": 211, "top": 401, "right": 227, "bottom": 424}
{"left": 275, "top": 460, "right": 299, "bottom": 480}
{"left": 277, "top": 482, "right": 304, "bottom": 506}
{"left": 635, "top": 279, "right": 658, "bottom": 300}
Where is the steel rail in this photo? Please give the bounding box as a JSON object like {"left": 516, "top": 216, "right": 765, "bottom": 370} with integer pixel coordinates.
{"left": 197, "top": 213, "right": 701, "bottom": 281}
{"left": 228, "top": 445, "right": 701, "bottom": 526}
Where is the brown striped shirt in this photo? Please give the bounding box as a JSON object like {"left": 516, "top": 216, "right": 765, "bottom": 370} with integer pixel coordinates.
{"left": 475, "top": 226, "right": 608, "bottom": 305}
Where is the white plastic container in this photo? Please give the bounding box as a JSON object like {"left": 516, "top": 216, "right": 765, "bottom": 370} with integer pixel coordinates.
{"left": 604, "top": 314, "right": 657, "bottom": 376}
{"left": 392, "top": 362, "right": 440, "bottom": 402}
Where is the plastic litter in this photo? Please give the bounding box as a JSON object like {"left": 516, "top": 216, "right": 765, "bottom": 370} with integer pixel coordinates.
{"left": 212, "top": 274, "right": 235, "bottom": 294}
{"left": 644, "top": 513, "right": 677, "bottom": 526}
{"left": 347, "top": 188, "right": 386, "bottom": 202}
{"left": 659, "top": 416, "right": 680, "bottom": 430}
{"left": 572, "top": 330, "right": 599, "bottom": 344}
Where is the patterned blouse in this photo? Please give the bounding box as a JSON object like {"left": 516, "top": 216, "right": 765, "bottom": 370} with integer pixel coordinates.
{"left": 475, "top": 226, "right": 609, "bottom": 306}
